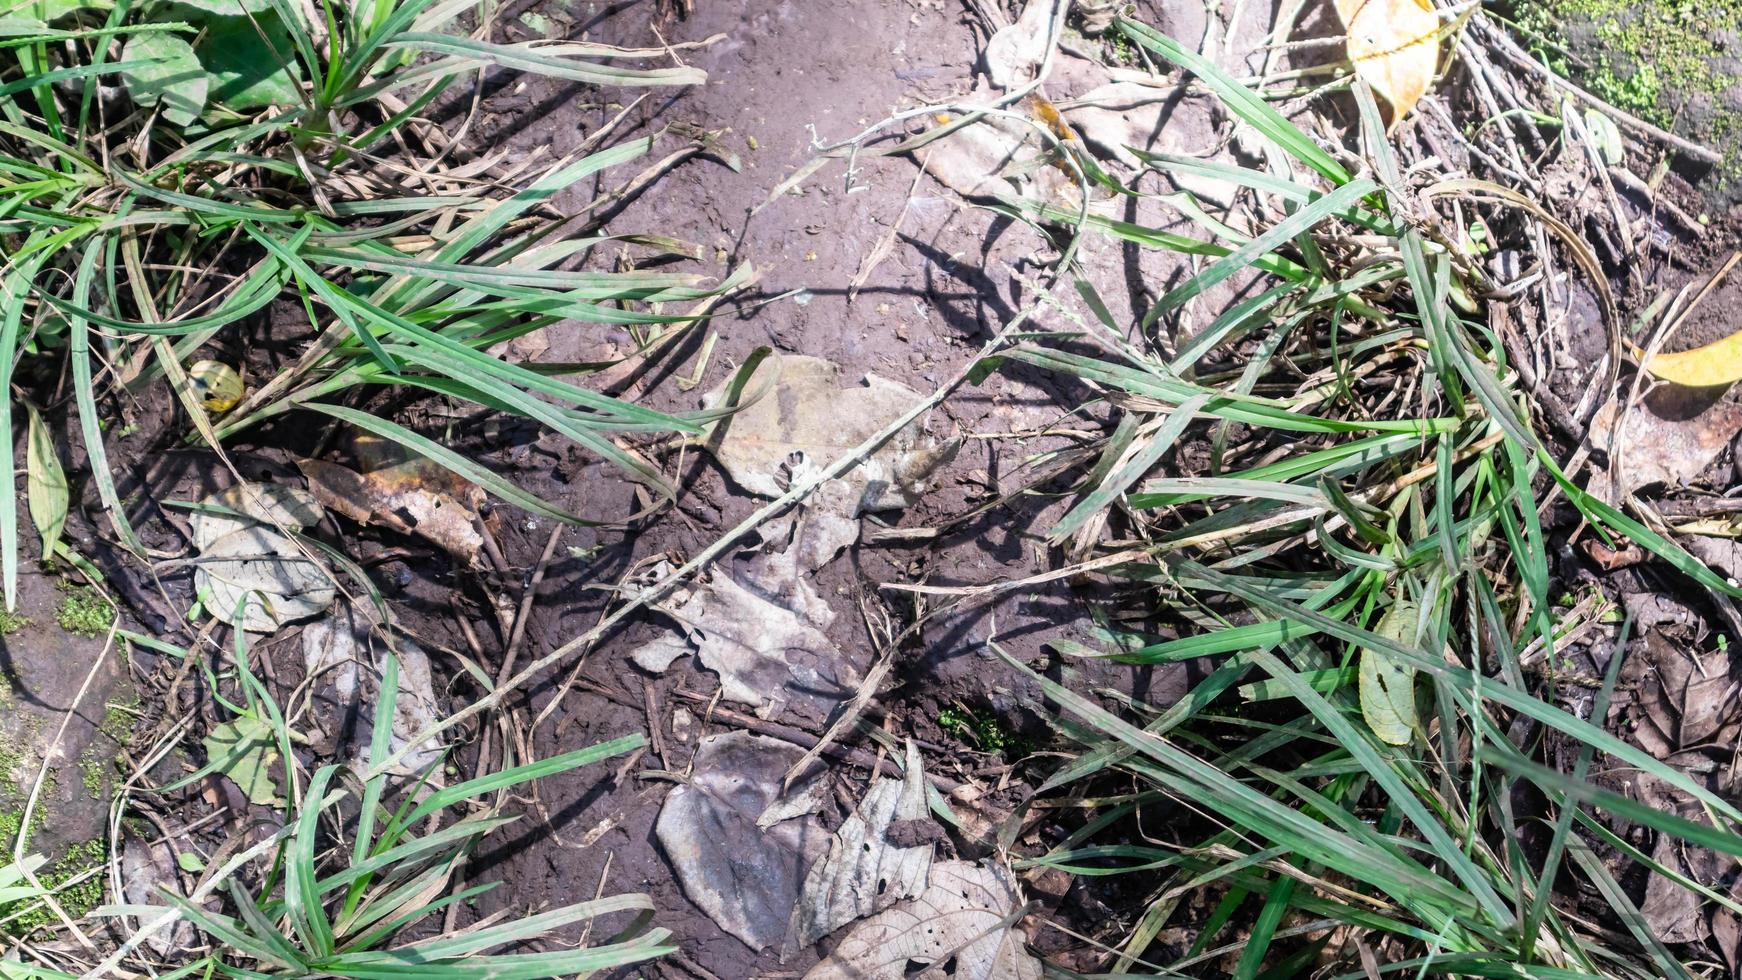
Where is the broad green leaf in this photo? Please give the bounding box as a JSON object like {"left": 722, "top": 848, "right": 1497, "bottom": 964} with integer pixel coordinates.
{"left": 197, "top": 13, "right": 302, "bottom": 110}
{"left": 120, "top": 31, "right": 206, "bottom": 126}
{"left": 23, "top": 400, "right": 67, "bottom": 558}
{"left": 201, "top": 714, "right": 282, "bottom": 805}
{"left": 1359, "top": 600, "right": 1419, "bottom": 745}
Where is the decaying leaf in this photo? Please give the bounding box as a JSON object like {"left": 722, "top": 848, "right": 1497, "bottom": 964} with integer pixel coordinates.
{"left": 188, "top": 360, "right": 244, "bottom": 412}
{"left": 195, "top": 525, "right": 336, "bottom": 633}
{"left": 802, "top": 860, "right": 1043, "bottom": 980}
{"left": 1359, "top": 600, "right": 1419, "bottom": 746}
{"left": 201, "top": 714, "right": 281, "bottom": 806}
{"left": 787, "top": 742, "right": 933, "bottom": 951}
{"left": 1586, "top": 395, "right": 1742, "bottom": 504}
{"left": 982, "top": 0, "right": 1053, "bottom": 89}
{"left": 24, "top": 401, "right": 67, "bottom": 558}
{"left": 190, "top": 482, "right": 325, "bottom": 551}
{"left": 1641, "top": 834, "right": 1712, "bottom": 946}
{"left": 298, "top": 456, "right": 485, "bottom": 570}
{"left": 918, "top": 92, "right": 1087, "bottom": 210}
{"left": 701, "top": 354, "right": 956, "bottom": 565}
{"left": 1641, "top": 327, "right": 1742, "bottom": 388}
{"left": 120, "top": 829, "right": 197, "bottom": 956}
{"left": 1334, "top": 0, "right": 1440, "bottom": 122}
{"left": 632, "top": 568, "right": 856, "bottom": 719}
{"left": 655, "top": 732, "right": 830, "bottom": 951}
{"left": 303, "top": 603, "right": 445, "bottom": 777}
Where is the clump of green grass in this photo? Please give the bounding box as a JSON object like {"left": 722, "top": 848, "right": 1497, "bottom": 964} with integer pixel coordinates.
{"left": 53, "top": 585, "right": 112, "bottom": 637}
{"left": 0, "top": 0, "right": 747, "bottom": 623}
{"left": 972, "top": 16, "right": 1742, "bottom": 976}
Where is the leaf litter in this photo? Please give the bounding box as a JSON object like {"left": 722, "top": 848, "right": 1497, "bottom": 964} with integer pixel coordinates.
{"left": 655, "top": 731, "right": 831, "bottom": 952}
{"left": 784, "top": 742, "right": 934, "bottom": 954}
{"left": 190, "top": 483, "right": 335, "bottom": 632}
{"left": 302, "top": 601, "right": 445, "bottom": 779}
{"left": 633, "top": 354, "right": 955, "bottom": 717}
{"left": 802, "top": 860, "right": 1042, "bottom": 980}
{"left": 298, "top": 437, "right": 486, "bottom": 570}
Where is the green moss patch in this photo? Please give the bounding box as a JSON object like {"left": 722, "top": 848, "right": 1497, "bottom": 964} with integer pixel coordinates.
{"left": 0, "top": 812, "right": 107, "bottom": 936}
{"left": 54, "top": 585, "right": 114, "bottom": 638}
{"left": 1516, "top": 0, "right": 1742, "bottom": 188}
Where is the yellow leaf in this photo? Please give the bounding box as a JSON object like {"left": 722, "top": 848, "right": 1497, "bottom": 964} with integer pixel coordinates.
{"left": 1334, "top": 0, "right": 1440, "bottom": 122}
{"left": 1639, "top": 329, "right": 1742, "bottom": 388}
{"left": 188, "top": 359, "right": 244, "bottom": 412}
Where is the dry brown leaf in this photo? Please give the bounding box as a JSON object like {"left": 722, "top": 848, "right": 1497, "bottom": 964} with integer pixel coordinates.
{"left": 655, "top": 731, "right": 830, "bottom": 951}
{"left": 802, "top": 860, "right": 1042, "bottom": 980}
{"left": 1586, "top": 395, "right": 1742, "bottom": 504}
{"left": 298, "top": 457, "right": 485, "bottom": 569}
{"left": 786, "top": 743, "right": 933, "bottom": 952}
{"left": 1334, "top": 0, "right": 1440, "bottom": 121}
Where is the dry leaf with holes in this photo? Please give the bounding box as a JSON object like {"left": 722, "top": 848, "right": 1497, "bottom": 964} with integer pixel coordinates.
{"left": 802, "top": 861, "right": 1043, "bottom": 980}
{"left": 1334, "top": 0, "right": 1440, "bottom": 122}
{"left": 786, "top": 743, "right": 933, "bottom": 953}
{"left": 298, "top": 457, "right": 485, "bottom": 570}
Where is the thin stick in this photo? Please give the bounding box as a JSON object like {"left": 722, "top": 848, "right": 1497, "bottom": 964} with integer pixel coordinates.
{"left": 369, "top": 307, "right": 1039, "bottom": 778}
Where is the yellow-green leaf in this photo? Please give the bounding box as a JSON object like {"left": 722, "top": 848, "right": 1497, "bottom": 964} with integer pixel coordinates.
{"left": 1639, "top": 330, "right": 1742, "bottom": 389}
{"left": 1359, "top": 600, "right": 1419, "bottom": 745}
{"left": 24, "top": 401, "right": 67, "bottom": 559}
{"left": 201, "top": 715, "right": 282, "bottom": 806}
{"left": 188, "top": 359, "right": 245, "bottom": 413}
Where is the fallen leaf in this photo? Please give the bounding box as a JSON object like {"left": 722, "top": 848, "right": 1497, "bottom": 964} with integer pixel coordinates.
{"left": 1581, "top": 538, "right": 1645, "bottom": 571}
{"left": 1360, "top": 601, "right": 1419, "bottom": 746}
{"left": 190, "top": 482, "right": 325, "bottom": 551}
{"left": 1641, "top": 834, "right": 1711, "bottom": 946}
{"left": 201, "top": 714, "right": 281, "bottom": 806}
{"left": 120, "top": 828, "right": 196, "bottom": 956}
{"left": 24, "top": 400, "right": 67, "bottom": 558}
{"left": 918, "top": 92, "right": 1086, "bottom": 209}
{"left": 188, "top": 360, "right": 244, "bottom": 413}
{"left": 701, "top": 354, "right": 956, "bottom": 566}
{"left": 1642, "top": 328, "right": 1742, "bottom": 388}
{"left": 1334, "top": 0, "right": 1440, "bottom": 122}
{"left": 982, "top": 0, "right": 1054, "bottom": 90}
{"left": 803, "top": 860, "right": 1043, "bottom": 980}
{"left": 298, "top": 457, "right": 485, "bottom": 570}
{"left": 1586, "top": 395, "right": 1742, "bottom": 504}
{"left": 302, "top": 603, "right": 445, "bottom": 777}
{"left": 787, "top": 743, "right": 933, "bottom": 951}
{"left": 655, "top": 732, "right": 830, "bottom": 951}
{"left": 632, "top": 568, "right": 856, "bottom": 719}
{"left": 195, "top": 525, "right": 336, "bottom": 633}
